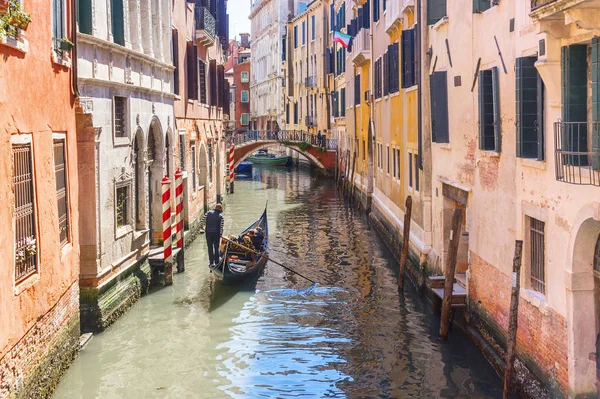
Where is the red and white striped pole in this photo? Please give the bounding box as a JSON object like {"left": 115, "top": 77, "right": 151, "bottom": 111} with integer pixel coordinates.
{"left": 229, "top": 140, "right": 235, "bottom": 193}
{"left": 162, "top": 176, "right": 173, "bottom": 285}
{"left": 174, "top": 168, "right": 184, "bottom": 249}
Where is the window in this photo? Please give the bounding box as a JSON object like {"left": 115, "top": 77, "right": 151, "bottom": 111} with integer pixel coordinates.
{"left": 179, "top": 132, "right": 186, "bottom": 170}
{"left": 594, "top": 234, "right": 600, "bottom": 272}
{"left": 478, "top": 67, "right": 501, "bottom": 152}
{"left": 377, "top": 143, "right": 383, "bottom": 169}
{"left": 414, "top": 153, "right": 420, "bottom": 191}
{"left": 387, "top": 42, "right": 400, "bottom": 94}
{"left": 286, "top": 103, "right": 290, "bottom": 124}
{"left": 191, "top": 144, "right": 197, "bottom": 189}
{"left": 409, "top": 152, "right": 413, "bottom": 187}
{"left": 241, "top": 113, "right": 249, "bottom": 125}
{"left": 52, "top": 0, "right": 65, "bottom": 50}
{"left": 241, "top": 90, "right": 249, "bottom": 102}
{"left": 330, "top": 3, "right": 334, "bottom": 32}
{"left": 392, "top": 148, "right": 397, "bottom": 178}
{"left": 340, "top": 88, "right": 346, "bottom": 116}
{"left": 332, "top": 91, "right": 339, "bottom": 117}
{"left": 53, "top": 139, "right": 69, "bottom": 246}
{"left": 396, "top": 149, "right": 401, "bottom": 180}
{"left": 241, "top": 71, "right": 249, "bottom": 82}
{"left": 473, "top": 0, "right": 492, "bottom": 13}
{"left": 172, "top": 29, "right": 180, "bottom": 95}
{"left": 78, "top": 0, "right": 92, "bottom": 34}
{"left": 294, "top": 102, "right": 298, "bottom": 124}
{"left": 427, "top": 0, "right": 447, "bottom": 25}
{"left": 113, "top": 96, "right": 127, "bottom": 138}
{"left": 302, "top": 21, "right": 305, "bottom": 45}
{"left": 374, "top": 0, "right": 379, "bottom": 22}
{"left": 13, "top": 143, "right": 37, "bottom": 282}
{"left": 115, "top": 184, "right": 130, "bottom": 228}
{"left": 516, "top": 56, "right": 544, "bottom": 160}
{"left": 311, "top": 15, "right": 315, "bottom": 41}
{"left": 430, "top": 71, "right": 449, "bottom": 143}
{"left": 282, "top": 35, "right": 287, "bottom": 61}
{"left": 387, "top": 145, "right": 390, "bottom": 174}
{"left": 354, "top": 74, "right": 361, "bottom": 106}
{"left": 383, "top": 0, "right": 386, "bottom": 11}
{"left": 110, "top": 0, "right": 125, "bottom": 46}
{"left": 383, "top": 52, "right": 389, "bottom": 96}
{"left": 375, "top": 58, "right": 382, "bottom": 99}
{"left": 529, "top": 218, "right": 545, "bottom": 295}
{"left": 199, "top": 60, "right": 207, "bottom": 104}
{"left": 294, "top": 26, "right": 298, "bottom": 48}
{"left": 186, "top": 42, "right": 199, "bottom": 100}
{"left": 208, "top": 142, "right": 213, "bottom": 183}
{"left": 401, "top": 28, "right": 417, "bottom": 88}
{"left": 362, "top": 140, "right": 366, "bottom": 161}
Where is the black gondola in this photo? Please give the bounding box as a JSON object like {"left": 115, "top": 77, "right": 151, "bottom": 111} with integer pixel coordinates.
{"left": 209, "top": 208, "right": 268, "bottom": 283}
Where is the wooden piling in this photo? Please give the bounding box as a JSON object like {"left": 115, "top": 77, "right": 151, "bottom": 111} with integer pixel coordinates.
{"left": 503, "top": 240, "right": 524, "bottom": 399}
{"left": 349, "top": 153, "right": 356, "bottom": 203}
{"left": 398, "top": 195, "right": 413, "bottom": 291}
{"left": 439, "top": 208, "right": 463, "bottom": 340}
{"left": 343, "top": 150, "right": 351, "bottom": 197}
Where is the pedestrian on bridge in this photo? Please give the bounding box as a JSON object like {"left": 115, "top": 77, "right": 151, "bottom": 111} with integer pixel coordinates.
{"left": 317, "top": 131, "right": 322, "bottom": 147}
{"left": 200, "top": 203, "right": 224, "bottom": 267}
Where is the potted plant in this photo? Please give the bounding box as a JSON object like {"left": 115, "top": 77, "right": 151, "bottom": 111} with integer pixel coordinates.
{"left": 57, "top": 37, "right": 74, "bottom": 51}
{"left": 0, "top": 1, "right": 31, "bottom": 35}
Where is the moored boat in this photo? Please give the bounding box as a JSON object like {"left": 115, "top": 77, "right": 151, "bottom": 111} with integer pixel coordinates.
{"left": 246, "top": 150, "right": 290, "bottom": 166}
{"left": 236, "top": 161, "right": 253, "bottom": 173}
{"left": 210, "top": 208, "right": 268, "bottom": 283}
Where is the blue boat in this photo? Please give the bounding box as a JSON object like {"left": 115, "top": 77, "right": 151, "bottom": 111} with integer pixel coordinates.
{"left": 236, "top": 161, "right": 253, "bottom": 174}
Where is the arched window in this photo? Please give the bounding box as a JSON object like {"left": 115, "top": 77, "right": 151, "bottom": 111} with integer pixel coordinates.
{"left": 147, "top": 127, "right": 156, "bottom": 162}
{"left": 595, "top": 234, "right": 600, "bottom": 272}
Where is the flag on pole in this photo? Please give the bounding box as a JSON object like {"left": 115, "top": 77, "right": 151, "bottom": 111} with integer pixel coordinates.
{"left": 333, "top": 31, "right": 351, "bottom": 49}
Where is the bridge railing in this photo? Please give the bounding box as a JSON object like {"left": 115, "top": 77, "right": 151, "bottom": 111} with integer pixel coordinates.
{"left": 233, "top": 130, "right": 338, "bottom": 151}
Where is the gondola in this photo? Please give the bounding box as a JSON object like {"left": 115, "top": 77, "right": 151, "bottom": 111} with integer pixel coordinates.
{"left": 209, "top": 208, "right": 268, "bottom": 284}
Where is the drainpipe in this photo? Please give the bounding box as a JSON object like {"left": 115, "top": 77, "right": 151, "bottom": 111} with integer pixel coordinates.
{"left": 71, "top": 0, "right": 79, "bottom": 98}
{"left": 322, "top": 2, "right": 330, "bottom": 132}
{"left": 366, "top": 0, "right": 375, "bottom": 211}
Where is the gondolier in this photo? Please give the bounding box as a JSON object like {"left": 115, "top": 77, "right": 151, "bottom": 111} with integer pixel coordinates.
{"left": 200, "top": 203, "right": 224, "bottom": 267}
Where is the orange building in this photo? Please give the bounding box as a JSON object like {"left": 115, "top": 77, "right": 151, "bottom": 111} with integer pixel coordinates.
{"left": 0, "top": 0, "right": 80, "bottom": 397}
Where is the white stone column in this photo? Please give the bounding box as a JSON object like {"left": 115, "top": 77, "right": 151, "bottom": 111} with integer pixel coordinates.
{"left": 128, "top": 0, "right": 141, "bottom": 51}
{"left": 123, "top": 0, "right": 131, "bottom": 48}
{"left": 152, "top": 0, "right": 164, "bottom": 62}
{"left": 140, "top": 0, "right": 153, "bottom": 57}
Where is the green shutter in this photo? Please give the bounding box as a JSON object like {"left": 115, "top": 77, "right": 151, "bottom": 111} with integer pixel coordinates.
{"left": 478, "top": 70, "right": 485, "bottom": 150}
{"left": 516, "top": 58, "right": 523, "bottom": 158}
{"left": 111, "top": 0, "right": 125, "bottom": 46}
{"left": 562, "top": 45, "right": 588, "bottom": 165}
{"left": 53, "top": 0, "right": 63, "bottom": 40}
{"left": 77, "top": 0, "right": 93, "bottom": 34}
{"left": 341, "top": 88, "right": 346, "bottom": 116}
{"left": 473, "top": 0, "right": 491, "bottom": 13}
{"left": 492, "top": 67, "right": 501, "bottom": 152}
{"left": 427, "top": 0, "right": 447, "bottom": 25}
{"left": 593, "top": 37, "right": 600, "bottom": 169}
{"left": 430, "top": 74, "right": 436, "bottom": 143}
{"left": 537, "top": 73, "right": 545, "bottom": 161}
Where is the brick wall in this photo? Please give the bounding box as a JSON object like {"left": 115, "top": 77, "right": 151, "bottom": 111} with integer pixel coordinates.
{"left": 0, "top": 281, "right": 80, "bottom": 398}
{"left": 469, "top": 252, "right": 568, "bottom": 396}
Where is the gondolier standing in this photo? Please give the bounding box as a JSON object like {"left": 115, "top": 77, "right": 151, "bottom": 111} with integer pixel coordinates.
{"left": 200, "top": 203, "right": 224, "bottom": 266}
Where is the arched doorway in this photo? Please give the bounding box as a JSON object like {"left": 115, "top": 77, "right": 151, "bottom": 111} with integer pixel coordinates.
{"left": 198, "top": 144, "right": 208, "bottom": 213}
{"left": 133, "top": 128, "right": 145, "bottom": 231}
{"left": 147, "top": 118, "right": 164, "bottom": 245}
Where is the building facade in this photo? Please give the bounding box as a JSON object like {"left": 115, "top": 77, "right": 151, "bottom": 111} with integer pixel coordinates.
{"left": 249, "top": 0, "right": 293, "bottom": 130}
{"left": 172, "top": 0, "right": 230, "bottom": 241}
{"left": 0, "top": 1, "right": 81, "bottom": 396}
{"left": 75, "top": 0, "right": 176, "bottom": 331}
{"left": 233, "top": 59, "right": 251, "bottom": 131}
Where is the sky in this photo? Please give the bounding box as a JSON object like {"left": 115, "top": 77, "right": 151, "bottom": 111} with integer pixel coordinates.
{"left": 228, "top": 0, "right": 252, "bottom": 41}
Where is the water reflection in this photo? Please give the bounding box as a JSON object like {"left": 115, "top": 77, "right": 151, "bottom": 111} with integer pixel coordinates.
{"left": 53, "top": 165, "right": 501, "bottom": 399}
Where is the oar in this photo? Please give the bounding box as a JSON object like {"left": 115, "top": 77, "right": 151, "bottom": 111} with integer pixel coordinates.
{"left": 221, "top": 236, "right": 318, "bottom": 285}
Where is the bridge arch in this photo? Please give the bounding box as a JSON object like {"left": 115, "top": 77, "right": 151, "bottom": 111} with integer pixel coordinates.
{"left": 233, "top": 141, "right": 327, "bottom": 170}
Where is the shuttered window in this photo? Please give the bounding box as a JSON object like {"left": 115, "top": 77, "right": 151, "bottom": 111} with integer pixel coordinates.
{"left": 375, "top": 58, "right": 382, "bottom": 99}
{"left": 114, "top": 97, "right": 127, "bottom": 138}
{"left": 383, "top": 52, "right": 389, "bottom": 96}
{"left": 387, "top": 146, "right": 390, "bottom": 174}
{"left": 516, "top": 56, "right": 544, "bottom": 160}
{"left": 173, "top": 29, "right": 180, "bottom": 95}
{"left": 294, "top": 26, "right": 298, "bottom": 48}
{"left": 383, "top": 0, "right": 386, "bottom": 11}
{"left": 354, "top": 74, "right": 361, "bottom": 106}
{"left": 78, "top": 0, "right": 92, "bottom": 34}
{"left": 286, "top": 104, "right": 290, "bottom": 124}
{"left": 478, "top": 67, "right": 501, "bottom": 152}
{"left": 110, "top": 0, "right": 125, "bottom": 46}
{"left": 561, "top": 45, "right": 587, "bottom": 163}
{"left": 241, "top": 114, "right": 249, "bottom": 125}
{"left": 302, "top": 21, "right": 305, "bottom": 45}
{"left": 427, "top": 0, "right": 447, "bottom": 25}
{"left": 13, "top": 143, "right": 37, "bottom": 282}
{"left": 199, "top": 60, "right": 207, "bottom": 104}
{"left": 54, "top": 139, "right": 69, "bottom": 246}
{"left": 340, "top": 88, "right": 346, "bottom": 116}
{"left": 209, "top": 60, "right": 217, "bottom": 106}
{"left": 401, "top": 28, "right": 417, "bottom": 88}
{"left": 332, "top": 92, "right": 339, "bottom": 117}
{"left": 473, "top": 0, "right": 491, "bottom": 13}
{"left": 294, "top": 102, "right": 298, "bottom": 124}
{"left": 592, "top": 38, "right": 600, "bottom": 170}
{"left": 186, "top": 42, "right": 199, "bottom": 100}
{"left": 374, "top": 0, "right": 379, "bottom": 22}
{"left": 388, "top": 43, "right": 400, "bottom": 94}
{"left": 430, "top": 71, "right": 449, "bottom": 143}
{"left": 241, "top": 90, "right": 249, "bottom": 102}
{"left": 409, "top": 153, "right": 413, "bottom": 187}
{"left": 311, "top": 15, "right": 315, "bottom": 40}
{"left": 53, "top": 0, "right": 64, "bottom": 47}
{"left": 330, "top": 3, "right": 334, "bottom": 32}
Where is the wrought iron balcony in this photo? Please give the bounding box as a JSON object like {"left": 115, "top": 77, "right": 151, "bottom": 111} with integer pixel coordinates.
{"left": 554, "top": 121, "right": 600, "bottom": 186}
{"left": 531, "top": 0, "right": 557, "bottom": 10}
{"left": 195, "top": 5, "right": 215, "bottom": 46}
{"left": 305, "top": 76, "right": 317, "bottom": 88}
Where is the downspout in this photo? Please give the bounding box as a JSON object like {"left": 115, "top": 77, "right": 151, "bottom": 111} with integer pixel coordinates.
{"left": 305, "top": 13, "right": 310, "bottom": 132}
{"left": 366, "top": 0, "right": 374, "bottom": 211}
{"left": 71, "top": 0, "right": 79, "bottom": 98}
{"left": 416, "top": 0, "right": 422, "bottom": 170}
{"left": 323, "top": 2, "right": 331, "bottom": 132}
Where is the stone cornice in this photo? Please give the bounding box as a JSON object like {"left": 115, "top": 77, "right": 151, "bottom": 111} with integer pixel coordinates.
{"left": 78, "top": 77, "right": 177, "bottom": 99}
{"left": 77, "top": 33, "right": 176, "bottom": 71}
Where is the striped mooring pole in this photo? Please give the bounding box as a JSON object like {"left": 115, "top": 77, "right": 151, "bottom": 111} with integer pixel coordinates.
{"left": 229, "top": 140, "right": 235, "bottom": 193}
{"left": 161, "top": 175, "right": 173, "bottom": 285}
{"left": 174, "top": 168, "right": 184, "bottom": 249}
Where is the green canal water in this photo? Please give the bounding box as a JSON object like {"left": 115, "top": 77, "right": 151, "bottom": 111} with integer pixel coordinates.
{"left": 54, "top": 165, "right": 502, "bottom": 398}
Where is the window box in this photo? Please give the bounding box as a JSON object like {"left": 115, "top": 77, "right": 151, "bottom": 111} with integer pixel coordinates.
{"left": 57, "top": 38, "right": 74, "bottom": 51}
{"left": 0, "top": 1, "right": 31, "bottom": 35}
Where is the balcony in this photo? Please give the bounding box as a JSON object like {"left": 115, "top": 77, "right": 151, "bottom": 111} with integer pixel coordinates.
{"left": 305, "top": 115, "right": 316, "bottom": 127}
{"left": 531, "top": 0, "right": 556, "bottom": 9}
{"left": 530, "top": 0, "right": 600, "bottom": 32}
{"left": 554, "top": 121, "right": 600, "bottom": 186}
{"left": 351, "top": 29, "right": 370, "bottom": 66}
{"left": 386, "top": 0, "right": 414, "bottom": 36}
{"left": 195, "top": 5, "right": 215, "bottom": 46}
{"left": 305, "top": 75, "right": 317, "bottom": 88}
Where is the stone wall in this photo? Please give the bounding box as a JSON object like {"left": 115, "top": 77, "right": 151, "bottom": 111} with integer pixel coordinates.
{"left": 0, "top": 282, "right": 80, "bottom": 399}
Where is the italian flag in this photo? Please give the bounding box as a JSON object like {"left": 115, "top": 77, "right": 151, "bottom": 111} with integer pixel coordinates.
{"left": 333, "top": 31, "right": 351, "bottom": 49}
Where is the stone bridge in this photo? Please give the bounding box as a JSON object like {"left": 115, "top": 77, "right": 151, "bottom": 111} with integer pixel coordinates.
{"left": 232, "top": 130, "right": 338, "bottom": 175}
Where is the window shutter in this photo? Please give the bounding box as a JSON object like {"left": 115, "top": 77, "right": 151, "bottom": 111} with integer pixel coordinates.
{"left": 478, "top": 70, "right": 485, "bottom": 149}
{"left": 537, "top": 72, "right": 545, "bottom": 161}
{"left": 173, "top": 30, "right": 180, "bottom": 95}
{"left": 516, "top": 56, "right": 541, "bottom": 159}
{"left": 53, "top": 0, "right": 64, "bottom": 40}
{"left": 78, "top": 0, "right": 93, "bottom": 34}
{"left": 111, "top": 0, "right": 125, "bottom": 45}
{"left": 341, "top": 88, "right": 346, "bottom": 116}
{"left": 330, "top": 3, "right": 334, "bottom": 31}
{"left": 374, "top": 0, "right": 379, "bottom": 22}
{"left": 402, "top": 29, "right": 415, "bottom": 88}
{"left": 383, "top": 52, "right": 389, "bottom": 96}
{"left": 186, "top": 42, "right": 198, "bottom": 100}
{"left": 515, "top": 58, "right": 523, "bottom": 158}
{"left": 491, "top": 67, "right": 501, "bottom": 152}
{"left": 217, "top": 65, "right": 225, "bottom": 108}
{"left": 473, "top": 0, "right": 491, "bottom": 13}
{"left": 593, "top": 38, "right": 600, "bottom": 169}
{"left": 210, "top": 60, "right": 217, "bottom": 106}
{"left": 364, "top": 0, "right": 370, "bottom": 29}
{"left": 199, "top": 59, "right": 206, "bottom": 103}
{"left": 430, "top": 75, "right": 436, "bottom": 142}
{"left": 427, "top": 0, "right": 447, "bottom": 25}
{"left": 431, "top": 71, "right": 449, "bottom": 143}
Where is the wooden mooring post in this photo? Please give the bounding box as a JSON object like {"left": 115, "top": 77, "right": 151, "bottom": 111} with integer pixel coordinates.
{"left": 349, "top": 152, "right": 356, "bottom": 203}
{"left": 503, "top": 240, "right": 523, "bottom": 399}
{"left": 343, "top": 150, "right": 351, "bottom": 197}
{"left": 439, "top": 208, "right": 463, "bottom": 340}
{"left": 398, "top": 195, "right": 413, "bottom": 291}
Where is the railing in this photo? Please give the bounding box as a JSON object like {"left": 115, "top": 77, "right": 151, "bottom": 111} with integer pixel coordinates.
{"left": 554, "top": 121, "right": 600, "bottom": 186}
{"left": 305, "top": 76, "right": 317, "bottom": 88}
{"left": 352, "top": 29, "right": 370, "bottom": 62}
{"left": 305, "top": 115, "right": 316, "bottom": 126}
{"left": 195, "top": 5, "right": 216, "bottom": 39}
{"left": 233, "top": 130, "right": 338, "bottom": 151}
{"left": 531, "top": 0, "right": 557, "bottom": 10}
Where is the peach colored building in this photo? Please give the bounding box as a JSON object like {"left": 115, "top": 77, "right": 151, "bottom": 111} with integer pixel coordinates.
{"left": 0, "top": 0, "right": 80, "bottom": 397}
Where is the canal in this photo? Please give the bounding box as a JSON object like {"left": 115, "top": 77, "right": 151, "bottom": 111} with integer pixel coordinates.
{"left": 54, "top": 165, "right": 502, "bottom": 398}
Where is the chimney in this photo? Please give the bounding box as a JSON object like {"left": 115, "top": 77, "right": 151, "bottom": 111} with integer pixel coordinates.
{"left": 240, "top": 33, "right": 250, "bottom": 48}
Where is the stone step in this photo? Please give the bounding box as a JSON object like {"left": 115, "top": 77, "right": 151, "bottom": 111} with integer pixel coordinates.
{"left": 429, "top": 275, "right": 445, "bottom": 289}
{"left": 431, "top": 283, "right": 467, "bottom": 308}
{"left": 455, "top": 273, "right": 467, "bottom": 289}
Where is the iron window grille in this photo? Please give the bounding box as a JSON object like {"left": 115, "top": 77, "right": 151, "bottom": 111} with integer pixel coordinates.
{"left": 53, "top": 139, "right": 69, "bottom": 246}
{"left": 114, "top": 97, "right": 127, "bottom": 138}
{"left": 529, "top": 218, "right": 546, "bottom": 295}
